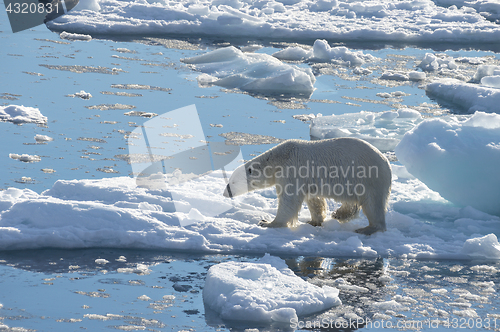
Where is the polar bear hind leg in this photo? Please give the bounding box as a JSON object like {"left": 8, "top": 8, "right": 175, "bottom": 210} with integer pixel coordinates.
{"left": 306, "top": 196, "right": 327, "bottom": 226}
{"left": 355, "top": 195, "right": 387, "bottom": 235}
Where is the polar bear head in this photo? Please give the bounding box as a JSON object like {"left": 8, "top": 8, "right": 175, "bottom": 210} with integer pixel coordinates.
{"left": 223, "top": 159, "right": 275, "bottom": 198}
{"left": 223, "top": 141, "right": 295, "bottom": 198}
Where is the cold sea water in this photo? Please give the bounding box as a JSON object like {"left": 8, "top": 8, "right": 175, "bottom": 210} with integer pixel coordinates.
{"left": 1, "top": 9, "right": 500, "bottom": 332}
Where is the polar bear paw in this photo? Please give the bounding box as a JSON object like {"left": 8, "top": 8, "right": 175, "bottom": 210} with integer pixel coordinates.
{"left": 259, "top": 220, "right": 288, "bottom": 228}
{"left": 355, "top": 225, "right": 385, "bottom": 235}
{"left": 259, "top": 220, "right": 275, "bottom": 227}
{"left": 307, "top": 220, "right": 323, "bottom": 227}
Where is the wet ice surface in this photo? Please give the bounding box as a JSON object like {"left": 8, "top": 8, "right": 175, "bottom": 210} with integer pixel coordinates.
{"left": 2, "top": 7, "right": 500, "bottom": 332}
{"left": 0, "top": 250, "right": 499, "bottom": 332}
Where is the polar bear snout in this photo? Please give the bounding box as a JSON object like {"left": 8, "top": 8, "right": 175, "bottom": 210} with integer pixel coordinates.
{"left": 223, "top": 184, "right": 233, "bottom": 198}
{"left": 223, "top": 165, "right": 251, "bottom": 198}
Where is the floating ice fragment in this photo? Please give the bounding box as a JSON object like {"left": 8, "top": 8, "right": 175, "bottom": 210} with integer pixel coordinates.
{"left": 182, "top": 46, "right": 316, "bottom": 97}
{"left": 396, "top": 112, "right": 500, "bottom": 214}
{"left": 0, "top": 105, "right": 47, "bottom": 124}
{"left": 60, "top": 31, "right": 92, "bottom": 41}
{"left": 481, "top": 75, "right": 500, "bottom": 89}
{"left": 274, "top": 39, "right": 376, "bottom": 67}
{"left": 409, "top": 71, "right": 426, "bottom": 81}
{"left": 203, "top": 254, "right": 341, "bottom": 323}
{"left": 310, "top": 108, "right": 422, "bottom": 152}
{"left": 9, "top": 153, "right": 41, "bottom": 163}
{"left": 418, "top": 53, "right": 458, "bottom": 72}
{"left": 462, "top": 234, "right": 500, "bottom": 260}
{"left": 35, "top": 134, "right": 54, "bottom": 143}
{"left": 425, "top": 79, "right": 500, "bottom": 112}
{"left": 472, "top": 65, "right": 500, "bottom": 82}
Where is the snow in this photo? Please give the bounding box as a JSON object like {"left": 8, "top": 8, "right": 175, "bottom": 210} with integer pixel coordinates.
{"left": 395, "top": 111, "right": 500, "bottom": 217}
{"left": 203, "top": 254, "right": 341, "bottom": 323}
{"left": 45, "top": 0, "right": 500, "bottom": 45}
{"left": 0, "top": 105, "right": 47, "bottom": 125}
{"left": 425, "top": 79, "right": 500, "bottom": 112}
{"left": 310, "top": 109, "right": 423, "bottom": 152}
{"left": 181, "top": 46, "right": 315, "bottom": 97}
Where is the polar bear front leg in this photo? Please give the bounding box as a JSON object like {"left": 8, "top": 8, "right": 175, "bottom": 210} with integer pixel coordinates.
{"left": 306, "top": 196, "right": 327, "bottom": 227}
{"left": 259, "top": 192, "right": 305, "bottom": 228}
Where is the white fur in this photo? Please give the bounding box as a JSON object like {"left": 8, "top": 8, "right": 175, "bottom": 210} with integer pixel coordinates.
{"left": 223, "top": 138, "right": 392, "bottom": 235}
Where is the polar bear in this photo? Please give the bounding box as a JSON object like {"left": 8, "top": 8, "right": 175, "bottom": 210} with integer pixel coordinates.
{"left": 223, "top": 138, "right": 392, "bottom": 235}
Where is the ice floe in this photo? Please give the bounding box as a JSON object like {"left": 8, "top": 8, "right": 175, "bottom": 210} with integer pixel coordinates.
{"left": 203, "top": 254, "right": 341, "bottom": 323}
{"left": 0, "top": 105, "right": 47, "bottom": 125}
{"left": 9, "top": 153, "right": 42, "bottom": 163}
{"left": 395, "top": 111, "right": 500, "bottom": 216}
{"left": 0, "top": 169, "right": 499, "bottom": 261}
{"left": 273, "top": 39, "right": 376, "bottom": 66}
{"left": 426, "top": 79, "right": 500, "bottom": 112}
{"left": 59, "top": 31, "right": 92, "bottom": 41}
{"left": 309, "top": 108, "right": 423, "bottom": 152}
{"left": 182, "top": 46, "right": 316, "bottom": 97}
{"left": 46, "top": 0, "right": 500, "bottom": 46}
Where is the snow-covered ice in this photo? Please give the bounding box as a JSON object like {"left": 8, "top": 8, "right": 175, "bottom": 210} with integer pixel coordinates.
{"left": 181, "top": 46, "right": 315, "bottom": 97}
{"left": 395, "top": 111, "right": 500, "bottom": 217}
{"left": 59, "top": 31, "right": 92, "bottom": 41}
{"left": 426, "top": 79, "right": 500, "bottom": 112}
{"left": 273, "top": 39, "right": 376, "bottom": 66}
{"left": 9, "top": 153, "right": 42, "bottom": 163}
{"left": 46, "top": 0, "right": 500, "bottom": 46}
{"left": 1, "top": 169, "right": 499, "bottom": 260}
{"left": 67, "top": 90, "right": 93, "bottom": 99}
{"left": 34, "top": 134, "right": 53, "bottom": 143}
{"left": 0, "top": 105, "right": 47, "bottom": 125}
{"left": 203, "top": 254, "right": 341, "bottom": 323}
{"left": 418, "top": 53, "right": 458, "bottom": 72}
{"left": 310, "top": 108, "right": 423, "bottom": 152}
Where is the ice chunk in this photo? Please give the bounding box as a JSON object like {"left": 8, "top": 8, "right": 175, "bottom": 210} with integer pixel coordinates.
{"left": 472, "top": 65, "right": 500, "bottom": 82}
{"left": 9, "top": 153, "right": 41, "bottom": 163}
{"left": 203, "top": 254, "right": 341, "bottom": 323}
{"left": 409, "top": 71, "right": 426, "bottom": 81}
{"left": 0, "top": 105, "right": 47, "bottom": 124}
{"left": 418, "top": 53, "right": 458, "bottom": 71}
{"left": 462, "top": 234, "right": 500, "bottom": 260}
{"left": 34, "top": 134, "right": 53, "bottom": 143}
{"left": 60, "top": 31, "right": 92, "bottom": 41}
{"left": 182, "top": 46, "right": 315, "bottom": 97}
{"left": 273, "top": 39, "right": 376, "bottom": 66}
{"left": 395, "top": 111, "right": 500, "bottom": 215}
{"left": 370, "top": 300, "right": 409, "bottom": 312}
{"left": 481, "top": 75, "right": 500, "bottom": 89}
{"left": 425, "top": 79, "right": 500, "bottom": 112}
{"left": 381, "top": 72, "right": 409, "bottom": 81}
{"left": 310, "top": 109, "right": 422, "bottom": 152}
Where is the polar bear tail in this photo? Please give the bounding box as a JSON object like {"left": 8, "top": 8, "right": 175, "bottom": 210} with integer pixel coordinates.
{"left": 332, "top": 203, "right": 360, "bottom": 223}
